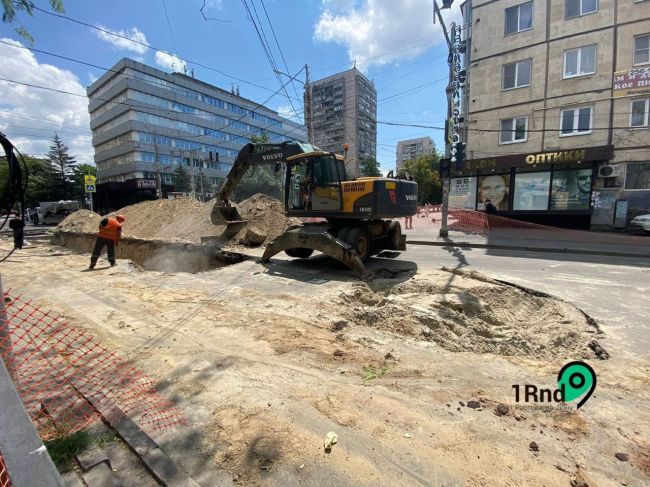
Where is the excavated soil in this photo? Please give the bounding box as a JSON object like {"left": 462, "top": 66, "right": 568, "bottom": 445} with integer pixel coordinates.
{"left": 337, "top": 271, "right": 602, "bottom": 359}
{"left": 54, "top": 194, "right": 294, "bottom": 245}
{"left": 54, "top": 209, "right": 102, "bottom": 234}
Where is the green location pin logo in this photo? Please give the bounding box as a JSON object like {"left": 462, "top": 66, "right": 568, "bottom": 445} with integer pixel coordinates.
{"left": 557, "top": 361, "right": 596, "bottom": 409}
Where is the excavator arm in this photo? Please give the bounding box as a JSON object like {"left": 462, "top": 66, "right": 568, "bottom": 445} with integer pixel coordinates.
{"left": 211, "top": 141, "right": 318, "bottom": 236}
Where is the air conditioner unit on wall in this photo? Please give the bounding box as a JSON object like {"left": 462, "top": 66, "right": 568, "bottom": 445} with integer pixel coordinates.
{"left": 598, "top": 165, "right": 622, "bottom": 178}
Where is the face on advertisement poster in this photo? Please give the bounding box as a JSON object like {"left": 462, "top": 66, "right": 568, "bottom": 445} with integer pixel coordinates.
{"left": 551, "top": 169, "right": 593, "bottom": 210}
{"left": 478, "top": 174, "right": 510, "bottom": 210}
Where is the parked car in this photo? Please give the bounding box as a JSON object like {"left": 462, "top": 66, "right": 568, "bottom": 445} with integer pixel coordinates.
{"left": 630, "top": 214, "right": 650, "bottom": 234}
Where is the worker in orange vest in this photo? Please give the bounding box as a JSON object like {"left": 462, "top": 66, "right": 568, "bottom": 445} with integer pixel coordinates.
{"left": 89, "top": 214, "right": 125, "bottom": 269}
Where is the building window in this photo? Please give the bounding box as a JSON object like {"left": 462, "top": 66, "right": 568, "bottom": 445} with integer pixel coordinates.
{"left": 563, "top": 45, "right": 597, "bottom": 78}
{"left": 505, "top": 2, "right": 533, "bottom": 35}
{"left": 560, "top": 106, "right": 593, "bottom": 135}
{"left": 631, "top": 98, "right": 650, "bottom": 127}
{"left": 565, "top": 0, "right": 598, "bottom": 19}
{"left": 500, "top": 116, "right": 528, "bottom": 144}
{"left": 502, "top": 59, "right": 532, "bottom": 90}
{"left": 634, "top": 34, "right": 650, "bottom": 65}
{"left": 625, "top": 163, "right": 650, "bottom": 190}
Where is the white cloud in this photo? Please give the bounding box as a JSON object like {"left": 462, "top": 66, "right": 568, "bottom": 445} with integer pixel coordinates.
{"left": 95, "top": 25, "right": 148, "bottom": 55}
{"left": 0, "top": 38, "right": 93, "bottom": 164}
{"left": 88, "top": 72, "right": 98, "bottom": 84}
{"left": 314, "top": 0, "right": 462, "bottom": 71}
{"left": 154, "top": 51, "right": 187, "bottom": 73}
{"left": 276, "top": 104, "right": 301, "bottom": 122}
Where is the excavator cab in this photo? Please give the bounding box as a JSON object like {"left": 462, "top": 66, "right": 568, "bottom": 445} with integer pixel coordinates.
{"left": 286, "top": 152, "right": 345, "bottom": 213}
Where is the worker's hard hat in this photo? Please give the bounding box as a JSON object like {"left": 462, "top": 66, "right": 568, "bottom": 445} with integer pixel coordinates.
{"left": 116, "top": 215, "right": 126, "bottom": 222}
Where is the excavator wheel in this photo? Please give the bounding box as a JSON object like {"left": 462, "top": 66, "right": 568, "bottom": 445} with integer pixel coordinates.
{"left": 284, "top": 247, "right": 315, "bottom": 259}
{"left": 387, "top": 221, "right": 402, "bottom": 250}
{"left": 346, "top": 227, "right": 371, "bottom": 262}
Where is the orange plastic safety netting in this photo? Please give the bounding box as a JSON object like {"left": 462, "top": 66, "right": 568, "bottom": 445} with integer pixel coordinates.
{"left": 0, "top": 451, "right": 9, "bottom": 487}
{"left": 0, "top": 292, "right": 185, "bottom": 441}
{"left": 399, "top": 205, "right": 649, "bottom": 247}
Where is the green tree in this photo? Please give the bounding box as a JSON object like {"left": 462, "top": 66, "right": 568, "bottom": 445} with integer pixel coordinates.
{"left": 360, "top": 157, "right": 381, "bottom": 177}
{"left": 0, "top": 155, "right": 61, "bottom": 208}
{"left": 399, "top": 153, "right": 443, "bottom": 205}
{"left": 173, "top": 165, "right": 191, "bottom": 193}
{"left": 47, "top": 133, "right": 77, "bottom": 198}
{"left": 250, "top": 131, "right": 270, "bottom": 144}
{"left": 1, "top": 0, "right": 65, "bottom": 43}
{"left": 232, "top": 131, "right": 283, "bottom": 201}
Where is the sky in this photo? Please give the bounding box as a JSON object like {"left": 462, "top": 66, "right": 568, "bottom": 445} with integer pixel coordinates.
{"left": 0, "top": 0, "right": 462, "bottom": 168}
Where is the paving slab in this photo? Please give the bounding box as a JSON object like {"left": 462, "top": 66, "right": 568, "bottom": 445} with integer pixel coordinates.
{"left": 81, "top": 462, "right": 123, "bottom": 487}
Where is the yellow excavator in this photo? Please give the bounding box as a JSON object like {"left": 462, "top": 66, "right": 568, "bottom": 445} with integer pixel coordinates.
{"left": 211, "top": 141, "right": 418, "bottom": 278}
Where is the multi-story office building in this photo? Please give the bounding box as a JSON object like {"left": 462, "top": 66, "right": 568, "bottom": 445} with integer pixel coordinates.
{"left": 454, "top": 0, "right": 649, "bottom": 228}
{"left": 305, "top": 68, "right": 377, "bottom": 178}
{"left": 88, "top": 58, "right": 306, "bottom": 209}
{"left": 396, "top": 137, "right": 435, "bottom": 172}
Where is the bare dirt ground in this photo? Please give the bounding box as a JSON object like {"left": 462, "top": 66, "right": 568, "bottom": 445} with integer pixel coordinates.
{"left": 1, "top": 237, "right": 648, "bottom": 487}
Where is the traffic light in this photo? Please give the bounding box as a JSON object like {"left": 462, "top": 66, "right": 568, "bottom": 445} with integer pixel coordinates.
{"left": 439, "top": 158, "right": 451, "bottom": 179}
{"left": 455, "top": 143, "right": 466, "bottom": 171}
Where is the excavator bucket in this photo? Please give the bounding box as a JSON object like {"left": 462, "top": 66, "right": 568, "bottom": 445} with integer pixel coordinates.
{"left": 211, "top": 205, "right": 247, "bottom": 240}
{"left": 261, "top": 225, "right": 372, "bottom": 280}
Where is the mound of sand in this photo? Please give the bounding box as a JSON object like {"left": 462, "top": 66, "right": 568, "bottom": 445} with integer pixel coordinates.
{"left": 55, "top": 194, "right": 294, "bottom": 245}
{"left": 338, "top": 272, "right": 603, "bottom": 359}
{"left": 232, "top": 193, "right": 296, "bottom": 245}
{"left": 53, "top": 209, "right": 102, "bottom": 234}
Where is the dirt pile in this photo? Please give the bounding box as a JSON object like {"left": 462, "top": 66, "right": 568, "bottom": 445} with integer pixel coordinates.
{"left": 108, "top": 198, "right": 221, "bottom": 242}
{"left": 232, "top": 193, "right": 296, "bottom": 245}
{"left": 337, "top": 273, "right": 603, "bottom": 359}
{"left": 55, "top": 194, "right": 293, "bottom": 245}
{"left": 53, "top": 209, "right": 102, "bottom": 234}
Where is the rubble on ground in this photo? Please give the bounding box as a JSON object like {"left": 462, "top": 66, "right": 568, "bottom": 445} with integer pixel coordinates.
{"left": 336, "top": 271, "right": 604, "bottom": 359}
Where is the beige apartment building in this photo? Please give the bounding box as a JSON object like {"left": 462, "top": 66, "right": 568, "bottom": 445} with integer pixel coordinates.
{"left": 454, "top": 0, "right": 649, "bottom": 228}
{"left": 396, "top": 137, "right": 436, "bottom": 172}
{"left": 305, "top": 68, "right": 377, "bottom": 178}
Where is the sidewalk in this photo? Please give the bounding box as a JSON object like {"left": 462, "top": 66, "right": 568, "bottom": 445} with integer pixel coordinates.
{"left": 403, "top": 226, "right": 650, "bottom": 259}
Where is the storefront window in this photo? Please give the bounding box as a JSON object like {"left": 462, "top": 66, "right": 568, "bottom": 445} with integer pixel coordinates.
{"left": 449, "top": 177, "right": 477, "bottom": 209}
{"left": 551, "top": 168, "right": 593, "bottom": 209}
{"left": 478, "top": 174, "right": 510, "bottom": 211}
{"left": 625, "top": 163, "right": 650, "bottom": 190}
{"left": 513, "top": 171, "right": 551, "bottom": 210}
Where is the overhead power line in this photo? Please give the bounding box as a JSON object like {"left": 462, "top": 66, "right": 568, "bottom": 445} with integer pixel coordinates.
{"left": 161, "top": 0, "right": 180, "bottom": 61}
{"left": 29, "top": 4, "right": 296, "bottom": 97}
{"left": 240, "top": 0, "right": 299, "bottom": 118}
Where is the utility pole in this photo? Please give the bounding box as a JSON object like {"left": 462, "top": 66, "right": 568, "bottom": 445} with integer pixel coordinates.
{"left": 154, "top": 137, "right": 163, "bottom": 199}
{"left": 199, "top": 155, "right": 205, "bottom": 202}
{"left": 434, "top": 1, "right": 459, "bottom": 238}
{"left": 190, "top": 150, "right": 196, "bottom": 199}
{"left": 305, "top": 64, "right": 314, "bottom": 145}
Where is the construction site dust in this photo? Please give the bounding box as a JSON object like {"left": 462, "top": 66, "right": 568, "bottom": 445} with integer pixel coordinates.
{"left": 52, "top": 194, "right": 292, "bottom": 272}
{"left": 2, "top": 192, "right": 647, "bottom": 487}
{"left": 54, "top": 195, "right": 605, "bottom": 357}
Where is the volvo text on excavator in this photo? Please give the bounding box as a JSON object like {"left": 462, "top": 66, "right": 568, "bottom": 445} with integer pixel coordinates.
{"left": 211, "top": 141, "right": 418, "bottom": 278}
